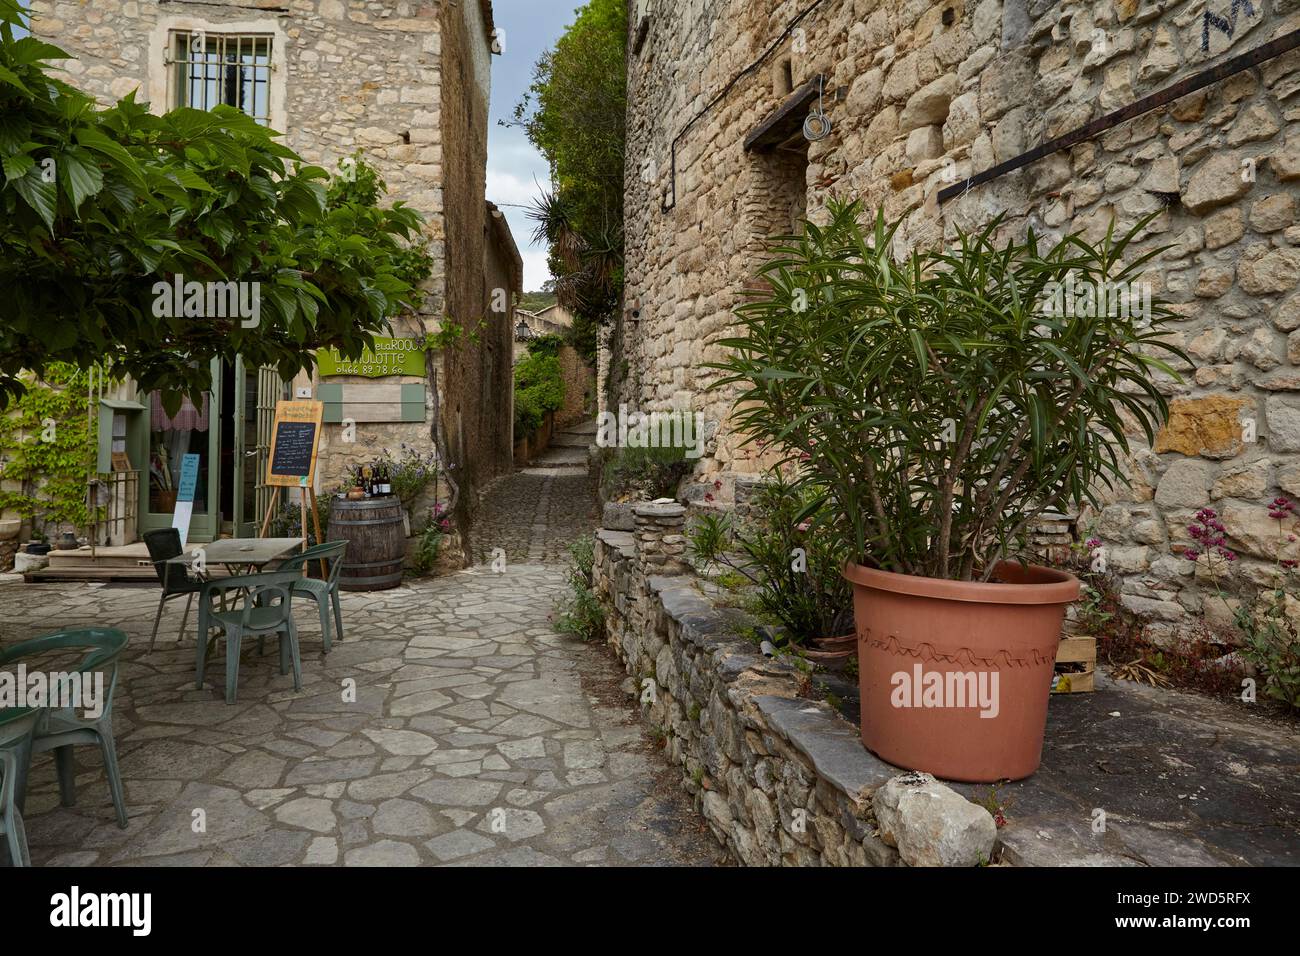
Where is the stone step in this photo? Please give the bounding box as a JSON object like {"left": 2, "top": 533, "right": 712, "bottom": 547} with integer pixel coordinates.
{"left": 551, "top": 432, "right": 592, "bottom": 448}
{"left": 531, "top": 447, "right": 589, "bottom": 468}
{"left": 562, "top": 419, "right": 598, "bottom": 436}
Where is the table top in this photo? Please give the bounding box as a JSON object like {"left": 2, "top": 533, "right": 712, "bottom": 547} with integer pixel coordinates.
{"left": 165, "top": 537, "right": 305, "bottom": 566}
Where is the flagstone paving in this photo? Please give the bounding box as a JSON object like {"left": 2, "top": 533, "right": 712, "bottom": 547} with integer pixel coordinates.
{"left": 0, "top": 461, "right": 722, "bottom": 866}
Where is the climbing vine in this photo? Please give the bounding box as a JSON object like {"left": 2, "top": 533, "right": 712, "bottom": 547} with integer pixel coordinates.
{"left": 0, "top": 363, "right": 95, "bottom": 532}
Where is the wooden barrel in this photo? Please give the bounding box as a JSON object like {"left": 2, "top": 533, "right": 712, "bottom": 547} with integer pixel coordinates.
{"left": 328, "top": 496, "right": 406, "bottom": 591}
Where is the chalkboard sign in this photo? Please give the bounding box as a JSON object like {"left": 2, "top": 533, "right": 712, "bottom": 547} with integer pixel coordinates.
{"left": 270, "top": 422, "right": 316, "bottom": 476}
{"left": 266, "top": 401, "right": 323, "bottom": 488}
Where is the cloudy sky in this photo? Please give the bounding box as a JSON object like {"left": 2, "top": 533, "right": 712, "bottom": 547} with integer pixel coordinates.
{"left": 487, "top": 0, "right": 576, "bottom": 292}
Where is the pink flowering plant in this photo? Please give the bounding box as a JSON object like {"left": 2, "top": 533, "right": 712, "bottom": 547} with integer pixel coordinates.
{"left": 1193, "top": 500, "right": 1300, "bottom": 709}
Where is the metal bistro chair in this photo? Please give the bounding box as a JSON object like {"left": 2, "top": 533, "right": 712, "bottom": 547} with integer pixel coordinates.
{"left": 0, "top": 628, "right": 130, "bottom": 832}
{"left": 278, "top": 541, "right": 349, "bottom": 655}
{"left": 143, "top": 528, "right": 203, "bottom": 652}
{"left": 196, "top": 570, "right": 303, "bottom": 705}
{"left": 0, "top": 708, "right": 39, "bottom": 867}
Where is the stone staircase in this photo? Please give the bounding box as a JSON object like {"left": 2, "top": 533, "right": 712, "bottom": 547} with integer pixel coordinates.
{"left": 525, "top": 420, "right": 594, "bottom": 472}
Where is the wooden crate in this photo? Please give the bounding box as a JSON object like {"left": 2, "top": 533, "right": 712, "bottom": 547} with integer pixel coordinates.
{"left": 1052, "top": 635, "right": 1096, "bottom": 694}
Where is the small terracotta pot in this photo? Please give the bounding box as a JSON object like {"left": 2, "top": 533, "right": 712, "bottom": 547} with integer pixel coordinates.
{"left": 812, "top": 634, "right": 856, "bottom": 650}
{"left": 346, "top": 486, "right": 367, "bottom": 501}
{"left": 800, "top": 633, "right": 857, "bottom": 662}
{"left": 801, "top": 645, "right": 856, "bottom": 662}
{"left": 844, "top": 560, "right": 1079, "bottom": 783}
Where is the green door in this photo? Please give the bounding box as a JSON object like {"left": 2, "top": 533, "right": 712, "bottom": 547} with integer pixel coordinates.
{"left": 232, "top": 361, "right": 285, "bottom": 537}
{"left": 140, "top": 359, "right": 222, "bottom": 543}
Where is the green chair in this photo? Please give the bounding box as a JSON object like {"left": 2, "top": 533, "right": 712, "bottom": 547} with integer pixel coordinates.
{"left": 196, "top": 571, "right": 303, "bottom": 704}
{"left": 0, "top": 628, "right": 130, "bottom": 831}
{"left": 0, "top": 708, "right": 39, "bottom": 867}
{"left": 278, "top": 541, "right": 349, "bottom": 654}
{"left": 143, "top": 528, "right": 203, "bottom": 652}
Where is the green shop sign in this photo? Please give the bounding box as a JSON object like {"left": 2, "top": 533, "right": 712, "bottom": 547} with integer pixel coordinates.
{"left": 317, "top": 337, "right": 426, "bottom": 378}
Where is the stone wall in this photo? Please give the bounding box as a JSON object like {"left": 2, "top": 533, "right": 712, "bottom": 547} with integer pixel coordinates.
{"left": 556, "top": 345, "right": 597, "bottom": 427}
{"left": 619, "top": 0, "right": 1300, "bottom": 641}
{"left": 591, "top": 501, "right": 999, "bottom": 867}
{"left": 438, "top": 0, "right": 505, "bottom": 503}
{"left": 483, "top": 203, "right": 524, "bottom": 480}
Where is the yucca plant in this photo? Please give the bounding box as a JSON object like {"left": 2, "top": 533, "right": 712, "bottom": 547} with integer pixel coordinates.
{"left": 709, "top": 200, "right": 1186, "bottom": 582}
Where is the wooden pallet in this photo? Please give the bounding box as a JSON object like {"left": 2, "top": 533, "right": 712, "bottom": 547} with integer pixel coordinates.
{"left": 1052, "top": 635, "right": 1096, "bottom": 694}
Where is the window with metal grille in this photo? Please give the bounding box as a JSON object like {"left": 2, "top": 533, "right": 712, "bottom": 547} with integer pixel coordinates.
{"left": 168, "top": 30, "right": 273, "bottom": 125}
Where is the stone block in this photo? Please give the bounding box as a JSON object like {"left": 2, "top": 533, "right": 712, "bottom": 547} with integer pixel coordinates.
{"left": 1154, "top": 396, "right": 1253, "bottom": 459}
{"left": 12, "top": 552, "right": 47, "bottom": 574}
{"left": 899, "top": 74, "right": 957, "bottom": 132}
{"left": 1212, "top": 459, "right": 1271, "bottom": 500}
{"left": 602, "top": 502, "right": 637, "bottom": 531}
{"left": 1202, "top": 207, "right": 1244, "bottom": 250}
{"left": 1181, "top": 152, "right": 1252, "bottom": 214}
{"left": 905, "top": 124, "right": 944, "bottom": 163}
{"left": 1267, "top": 395, "right": 1300, "bottom": 452}
{"left": 1250, "top": 193, "right": 1296, "bottom": 233}
{"left": 1155, "top": 459, "right": 1214, "bottom": 508}
{"left": 872, "top": 772, "right": 997, "bottom": 867}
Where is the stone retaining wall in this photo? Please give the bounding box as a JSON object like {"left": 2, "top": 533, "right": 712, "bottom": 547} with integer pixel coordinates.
{"left": 592, "top": 501, "right": 998, "bottom": 867}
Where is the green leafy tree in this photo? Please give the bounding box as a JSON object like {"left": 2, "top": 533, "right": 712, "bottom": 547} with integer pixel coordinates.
{"left": 0, "top": 1, "right": 429, "bottom": 410}
{"left": 513, "top": 0, "right": 626, "bottom": 362}
{"left": 513, "top": 339, "right": 566, "bottom": 441}
{"left": 517, "top": 289, "right": 557, "bottom": 312}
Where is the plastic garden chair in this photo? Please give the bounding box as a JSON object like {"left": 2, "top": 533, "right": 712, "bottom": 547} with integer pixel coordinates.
{"left": 277, "top": 541, "right": 349, "bottom": 654}
{"left": 196, "top": 571, "right": 303, "bottom": 704}
{"left": 0, "top": 628, "right": 130, "bottom": 831}
{"left": 143, "top": 528, "right": 203, "bottom": 652}
{"left": 0, "top": 708, "right": 39, "bottom": 867}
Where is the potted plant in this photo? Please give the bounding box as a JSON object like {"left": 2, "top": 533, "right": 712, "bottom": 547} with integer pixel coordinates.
{"left": 687, "top": 472, "right": 854, "bottom": 661}
{"left": 26, "top": 524, "right": 50, "bottom": 556}
{"left": 711, "top": 202, "right": 1184, "bottom": 781}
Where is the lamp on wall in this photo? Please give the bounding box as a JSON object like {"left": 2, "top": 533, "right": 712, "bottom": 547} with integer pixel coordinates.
{"left": 514, "top": 317, "right": 535, "bottom": 341}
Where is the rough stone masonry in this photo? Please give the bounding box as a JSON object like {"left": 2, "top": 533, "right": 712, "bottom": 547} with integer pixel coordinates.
{"left": 617, "top": 0, "right": 1300, "bottom": 643}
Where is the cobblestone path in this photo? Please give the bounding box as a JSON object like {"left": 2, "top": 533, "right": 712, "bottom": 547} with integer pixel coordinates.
{"left": 472, "top": 422, "right": 597, "bottom": 566}
{"left": 0, "top": 423, "right": 722, "bottom": 867}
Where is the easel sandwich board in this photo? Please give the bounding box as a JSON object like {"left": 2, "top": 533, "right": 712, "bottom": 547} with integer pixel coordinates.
{"left": 259, "top": 401, "right": 326, "bottom": 562}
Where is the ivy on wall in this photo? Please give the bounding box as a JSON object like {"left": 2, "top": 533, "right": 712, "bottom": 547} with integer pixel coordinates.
{"left": 0, "top": 363, "right": 95, "bottom": 533}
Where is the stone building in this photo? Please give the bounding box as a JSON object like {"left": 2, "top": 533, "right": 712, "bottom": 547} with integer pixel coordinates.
{"left": 24, "top": 0, "right": 516, "bottom": 551}
{"left": 618, "top": 0, "right": 1300, "bottom": 637}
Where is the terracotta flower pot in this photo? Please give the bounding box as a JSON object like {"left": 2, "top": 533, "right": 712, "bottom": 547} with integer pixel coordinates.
{"left": 844, "top": 560, "right": 1079, "bottom": 783}
{"left": 801, "top": 633, "right": 857, "bottom": 662}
